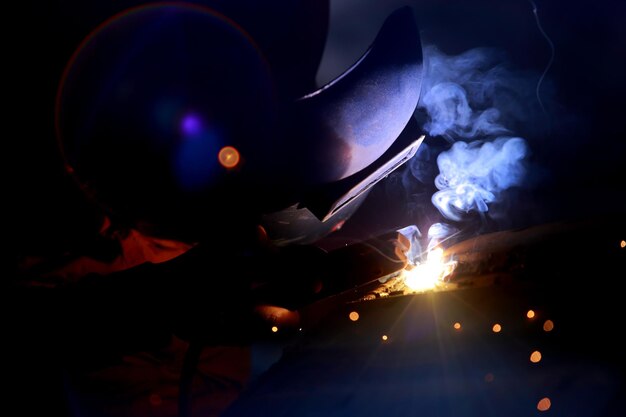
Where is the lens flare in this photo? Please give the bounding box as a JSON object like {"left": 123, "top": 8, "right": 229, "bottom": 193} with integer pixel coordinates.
{"left": 181, "top": 113, "right": 203, "bottom": 136}
{"left": 218, "top": 146, "right": 240, "bottom": 168}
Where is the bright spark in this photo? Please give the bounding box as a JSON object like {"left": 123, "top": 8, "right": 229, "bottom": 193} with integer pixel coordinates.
{"left": 537, "top": 397, "right": 551, "bottom": 411}
{"left": 543, "top": 319, "right": 554, "bottom": 332}
{"left": 530, "top": 350, "right": 542, "bottom": 363}
{"left": 403, "top": 247, "right": 456, "bottom": 292}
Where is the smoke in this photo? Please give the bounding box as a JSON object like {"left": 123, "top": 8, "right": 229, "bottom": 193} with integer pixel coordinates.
{"left": 432, "top": 137, "right": 527, "bottom": 222}
{"left": 418, "top": 45, "right": 535, "bottom": 141}
{"left": 410, "top": 46, "right": 537, "bottom": 246}
{"left": 426, "top": 222, "right": 458, "bottom": 252}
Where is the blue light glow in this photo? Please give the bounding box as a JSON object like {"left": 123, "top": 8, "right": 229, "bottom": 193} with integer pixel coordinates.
{"left": 181, "top": 113, "right": 204, "bottom": 137}
{"left": 174, "top": 129, "right": 220, "bottom": 191}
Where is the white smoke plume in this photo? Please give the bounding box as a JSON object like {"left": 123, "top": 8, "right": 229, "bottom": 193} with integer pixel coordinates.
{"left": 412, "top": 46, "right": 535, "bottom": 245}
{"left": 432, "top": 137, "right": 527, "bottom": 222}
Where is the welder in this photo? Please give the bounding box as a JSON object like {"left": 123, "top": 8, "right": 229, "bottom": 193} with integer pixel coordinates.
{"left": 11, "top": 1, "right": 424, "bottom": 416}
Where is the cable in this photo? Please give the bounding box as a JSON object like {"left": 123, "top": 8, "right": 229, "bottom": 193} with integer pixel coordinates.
{"left": 528, "top": 0, "right": 555, "bottom": 116}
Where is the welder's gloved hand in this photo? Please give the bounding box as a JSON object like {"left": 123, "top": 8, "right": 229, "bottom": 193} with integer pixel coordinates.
{"left": 197, "top": 226, "right": 411, "bottom": 340}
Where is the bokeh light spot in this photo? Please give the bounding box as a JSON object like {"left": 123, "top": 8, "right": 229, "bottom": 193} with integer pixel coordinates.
{"left": 271, "top": 326, "right": 278, "bottom": 333}
{"left": 620, "top": 240, "right": 625, "bottom": 248}
{"left": 381, "top": 335, "right": 388, "bottom": 341}
{"left": 453, "top": 322, "right": 461, "bottom": 330}
{"left": 537, "top": 397, "right": 551, "bottom": 411}
{"left": 181, "top": 113, "right": 203, "bottom": 136}
{"left": 349, "top": 311, "right": 359, "bottom": 322}
{"left": 530, "top": 350, "right": 542, "bottom": 363}
{"left": 543, "top": 320, "right": 554, "bottom": 332}
{"left": 492, "top": 323, "right": 502, "bottom": 333}
{"left": 218, "top": 146, "right": 240, "bottom": 168}
{"left": 527, "top": 309, "right": 535, "bottom": 319}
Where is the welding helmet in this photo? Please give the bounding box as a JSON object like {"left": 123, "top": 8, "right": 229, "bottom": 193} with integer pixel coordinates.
{"left": 56, "top": 2, "right": 424, "bottom": 245}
